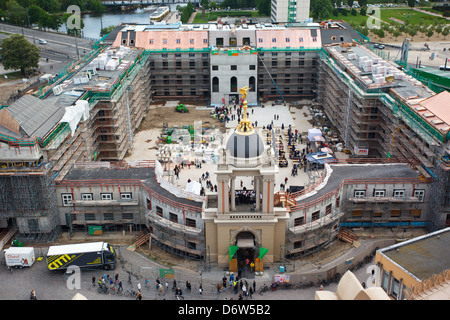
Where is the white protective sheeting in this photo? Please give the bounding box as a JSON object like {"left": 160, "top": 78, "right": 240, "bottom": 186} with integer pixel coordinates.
{"left": 59, "top": 100, "right": 90, "bottom": 136}
{"left": 308, "top": 128, "right": 323, "bottom": 142}
{"left": 185, "top": 180, "right": 201, "bottom": 195}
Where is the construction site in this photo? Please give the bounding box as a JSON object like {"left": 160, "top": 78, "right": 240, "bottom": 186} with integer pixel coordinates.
{"left": 0, "top": 20, "right": 448, "bottom": 281}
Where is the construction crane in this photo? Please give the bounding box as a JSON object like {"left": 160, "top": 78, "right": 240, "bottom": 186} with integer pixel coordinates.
{"left": 257, "top": 53, "right": 285, "bottom": 102}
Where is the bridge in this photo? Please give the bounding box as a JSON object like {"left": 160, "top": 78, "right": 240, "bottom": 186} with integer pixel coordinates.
{"left": 101, "top": 0, "right": 200, "bottom": 5}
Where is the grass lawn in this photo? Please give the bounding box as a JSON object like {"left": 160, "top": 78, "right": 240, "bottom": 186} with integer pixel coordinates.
{"left": 380, "top": 8, "right": 447, "bottom": 25}
{"left": 331, "top": 13, "right": 369, "bottom": 26}
{"left": 193, "top": 10, "right": 265, "bottom": 23}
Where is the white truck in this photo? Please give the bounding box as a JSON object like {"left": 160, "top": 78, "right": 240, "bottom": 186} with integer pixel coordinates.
{"left": 4, "top": 247, "right": 35, "bottom": 268}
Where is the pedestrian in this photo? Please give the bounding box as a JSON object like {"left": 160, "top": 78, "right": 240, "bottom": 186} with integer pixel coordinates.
{"left": 136, "top": 291, "right": 142, "bottom": 300}
{"left": 253, "top": 280, "right": 256, "bottom": 293}
{"left": 92, "top": 276, "right": 96, "bottom": 286}
{"left": 137, "top": 282, "right": 141, "bottom": 292}
{"left": 30, "top": 289, "right": 37, "bottom": 300}
{"left": 158, "top": 283, "right": 164, "bottom": 295}
{"left": 199, "top": 283, "right": 203, "bottom": 295}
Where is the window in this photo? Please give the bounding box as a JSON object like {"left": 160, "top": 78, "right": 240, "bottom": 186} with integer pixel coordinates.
{"left": 212, "top": 65, "right": 218, "bottom": 71}
{"left": 156, "top": 206, "right": 163, "bottom": 217}
{"left": 249, "top": 65, "right": 256, "bottom": 70}
{"left": 85, "top": 213, "right": 95, "bottom": 221}
{"left": 286, "top": 37, "right": 290, "bottom": 42}
{"left": 294, "top": 240, "right": 304, "bottom": 249}
{"left": 81, "top": 193, "right": 93, "bottom": 201}
{"left": 391, "top": 278, "right": 400, "bottom": 300}
{"left": 162, "top": 39, "right": 167, "bottom": 44}
{"left": 190, "top": 39, "right": 194, "bottom": 44}
{"left": 294, "top": 217, "right": 304, "bottom": 226}
{"left": 216, "top": 37, "right": 223, "bottom": 46}
{"left": 121, "top": 192, "right": 132, "bottom": 200}
{"left": 258, "top": 38, "right": 263, "bottom": 43}
{"left": 169, "top": 212, "right": 178, "bottom": 223}
{"left": 175, "top": 53, "right": 181, "bottom": 57}
{"left": 231, "top": 65, "right": 237, "bottom": 71}
{"left": 312, "top": 211, "right": 320, "bottom": 221}
{"left": 229, "top": 37, "right": 237, "bottom": 46}
{"left": 413, "top": 190, "right": 425, "bottom": 202}
{"left": 299, "top": 37, "right": 303, "bottom": 42}
{"left": 186, "top": 218, "right": 196, "bottom": 228}
{"left": 122, "top": 212, "right": 133, "bottom": 220}
{"left": 272, "top": 38, "right": 277, "bottom": 43}
{"left": 230, "top": 77, "right": 237, "bottom": 92}
{"left": 104, "top": 213, "right": 114, "bottom": 220}
{"left": 381, "top": 270, "right": 390, "bottom": 291}
{"left": 203, "top": 38, "right": 208, "bottom": 44}
{"left": 149, "top": 39, "right": 154, "bottom": 44}
{"left": 312, "top": 37, "right": 317, "bottom": 42}
{"left": 189, "top": 61, "right": 195, "bottom": 68}
{"left": 249, "top": 77, "right": 255, "bottom": 92}
{"left": 373, "top": 189, "right": 385, "bottom": 197}
{"left": 212, "top": 77, "right": 219, "bottom": 92}
{"left": 101, "top": 193, "right": 113, "bottom": 201}
{"left": 326, "top": 204, "right": 332, "bottom": 215}
{"left": 176, "top": 38, "right": 181, "bottom": 44}
{"left": 393, "top": 189, "right": 405, "bottom": 198}
{"left": 62, "top": 194, "right": 73, "bottom": 206}
{"left": 352, "top": 210, "right": 363, "bottom": 217}
{"left": 410, "top": 209, "right": 421, "bottom": 217}
{"left": 146, "top": 198, "right": 152, "bottom": 210}
{"left": 354, "top": 190, "right": 366, "bottom": 198}
{"left": 391, "top": 209, "right": 401, "bottom": 217}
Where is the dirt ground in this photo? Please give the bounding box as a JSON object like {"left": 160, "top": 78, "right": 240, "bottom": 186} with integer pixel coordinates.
{"left": 138, "top": 102, "right": 224, "bottom": 132}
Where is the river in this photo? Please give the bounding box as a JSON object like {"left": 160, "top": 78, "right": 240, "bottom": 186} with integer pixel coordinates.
{"left": 59, "top": 4, "right": 185, "bottom": 39}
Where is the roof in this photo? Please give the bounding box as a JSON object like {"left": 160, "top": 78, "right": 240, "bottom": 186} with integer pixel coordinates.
{"left": 63, "top": 166, "right": 203, "bottom": 210}
{"left": 6, "top": 95, "right": 64, "bottom": 139}
{"left": 47, "top": 242, "right": 108, "bottom": 256}
{"left": 379, "top": 227, "right": 450, "bottom": 281}
{"left": 418, "top": 91, "right": 450, "bottom": 126}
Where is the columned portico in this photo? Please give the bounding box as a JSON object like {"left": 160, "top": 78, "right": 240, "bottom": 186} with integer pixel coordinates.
{"left": 203, "top": 86, "right": 289, "bottom": 269}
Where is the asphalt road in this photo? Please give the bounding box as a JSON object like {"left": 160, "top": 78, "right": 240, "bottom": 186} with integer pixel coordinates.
{"left": 0, "top": 243, "right": 377, "bottom": 302}
{"left": 0, "top": 23, "right": 93, "bottom": 60}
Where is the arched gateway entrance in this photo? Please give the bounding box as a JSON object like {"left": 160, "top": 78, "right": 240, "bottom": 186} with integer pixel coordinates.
{"left": 232, "top": 231, "right": 257, "bottom": 279}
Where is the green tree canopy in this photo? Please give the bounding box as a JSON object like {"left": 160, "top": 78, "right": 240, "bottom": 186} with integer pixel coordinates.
{"left": 0, "top": 33, "right": 40, "bottom": 75}
{"left": 310, "top": 0, "right": 334, "bottom": 21}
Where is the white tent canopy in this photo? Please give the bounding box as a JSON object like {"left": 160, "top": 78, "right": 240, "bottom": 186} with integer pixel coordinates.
{"left": 308, "top": 128, "right": 323, "bottom": 142}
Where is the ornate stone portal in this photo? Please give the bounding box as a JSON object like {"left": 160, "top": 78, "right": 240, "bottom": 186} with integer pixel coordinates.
{"left": 202, "top": 87, "right": 289, "bottom": 272}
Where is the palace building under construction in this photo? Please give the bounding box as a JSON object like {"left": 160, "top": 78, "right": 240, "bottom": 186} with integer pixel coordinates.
{"left": 0, "top": 21, "right": 449, "bottom": 273}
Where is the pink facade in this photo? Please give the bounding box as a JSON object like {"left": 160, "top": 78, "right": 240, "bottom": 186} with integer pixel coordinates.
{"left": 255, "top": 29, "right": 321, "bottom": 49}
{"left": 113, "top": 29, "right": 209, "bottom": 50}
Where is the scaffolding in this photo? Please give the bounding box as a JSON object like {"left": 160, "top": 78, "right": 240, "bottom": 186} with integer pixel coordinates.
{"left": 0, "top": 167, "right": 60, "bottom": 242}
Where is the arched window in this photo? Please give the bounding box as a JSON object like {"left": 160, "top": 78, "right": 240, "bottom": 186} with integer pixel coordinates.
{"left": 249, "top": 76, "right": 255, "bottom": 92}
{"left": 230, "top": 76, "right": 237, "bottom": 92}
{"left": 212, "top": 77, "right": 219, "bottom": 92}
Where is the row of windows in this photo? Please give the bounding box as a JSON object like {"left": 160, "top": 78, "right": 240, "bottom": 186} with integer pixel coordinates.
{"left": 61, "top": 193, "right": 133, "bottom": 206}
{"left": 212, "top": 65, "right": 256, "bottom": 71}
{"left": 155, "top": 206, "right": 197, "bottom": 228}
{"left": 71, "top": 212, "right": 135, "bottom": 221}
{"left": 353, "top": 189, "right": 425, "bottom": 201}
{"left": 267, "top": 37, "right": 317, "bottom": 43}
{"left": 150, "top": 38, "right": 208, "bottom": 45}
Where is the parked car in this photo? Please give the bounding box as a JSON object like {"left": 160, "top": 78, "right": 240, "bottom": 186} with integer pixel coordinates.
{"left": 38, "top": 39, "right": 47, "bottom": 45}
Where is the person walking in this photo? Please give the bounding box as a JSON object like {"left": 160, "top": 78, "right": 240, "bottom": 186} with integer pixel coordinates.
{"left": 30, "top": 289, "right": 37, "bottom": 300}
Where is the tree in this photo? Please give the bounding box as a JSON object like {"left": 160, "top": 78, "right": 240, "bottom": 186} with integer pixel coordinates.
{"left": 407, "top": 0, "right": 415, "bottom": 8}
{"left": 392, "top": 29, "right": 401, "bottom": 41}
{"left": 256, "top": 0, "right": 270, "bottom": 16}
{"left": 0, "top": 34, "right": 40, "bottom": 75}
{"left": 100, "top": 25, "right": 116, "bottom": 37}
{"left": 407, "top": 25, "right": 418, "bottom": 40}
{"left": 200, "top": 0, "right": 209, "bottom": 19}
{"left": 442, "top": 27, "right": 449, "bottom": 40}
{"left": 310, "top": 0, "right": 334, "bottom": 20}
{"left": 426, "top": 29, "right": 434, "bottom": 40}
{"left": 5, "top": 0, "right": 26, "bottom": 26}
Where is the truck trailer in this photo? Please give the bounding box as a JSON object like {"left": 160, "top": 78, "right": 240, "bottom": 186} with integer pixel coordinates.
{"left": 4, "top": 247, "right": 35, "bottom": 268}
{"left": 46, "top": 242, "right": 116, "bottom": 271}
